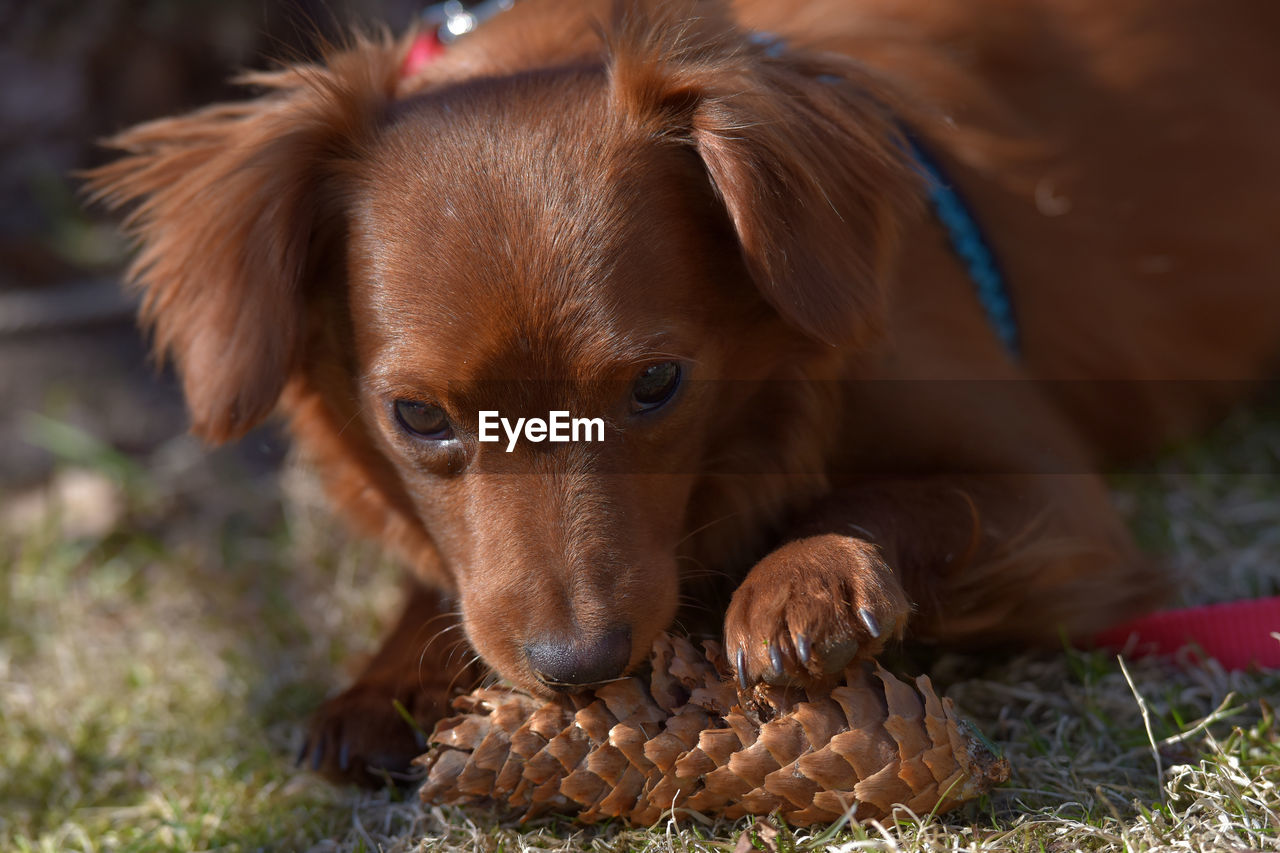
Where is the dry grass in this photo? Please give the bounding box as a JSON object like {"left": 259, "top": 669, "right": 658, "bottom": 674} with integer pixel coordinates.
{"left": 2, "top": 404, "right": 1278, "bottom": 852}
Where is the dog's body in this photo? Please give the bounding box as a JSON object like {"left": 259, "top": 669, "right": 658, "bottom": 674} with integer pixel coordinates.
{"left": 90, "top": 0, "right": 1280, "bottom": 783}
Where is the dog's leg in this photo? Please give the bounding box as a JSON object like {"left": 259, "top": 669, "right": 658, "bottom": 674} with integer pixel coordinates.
{"left": 726, "top": 473, "right": 1167, "bottom": 686}
{"left": 300, "top": 581, "right": 479, "bottom": 785}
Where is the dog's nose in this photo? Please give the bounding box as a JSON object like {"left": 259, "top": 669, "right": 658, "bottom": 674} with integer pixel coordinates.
{"left": 524, "top": 626, "right": 632, "bottom": 691}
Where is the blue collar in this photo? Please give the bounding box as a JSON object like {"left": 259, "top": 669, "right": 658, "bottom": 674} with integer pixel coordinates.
{"left": 903, "top": 133, "right": 1020, "bottom": 356}
{"left": 745, "top": 30, "right": 1020, "bottom": 356}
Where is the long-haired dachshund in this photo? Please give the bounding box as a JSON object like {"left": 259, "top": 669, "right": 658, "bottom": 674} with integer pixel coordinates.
{"left": 88, "top": 0, "right": 1280, "bottom": 783}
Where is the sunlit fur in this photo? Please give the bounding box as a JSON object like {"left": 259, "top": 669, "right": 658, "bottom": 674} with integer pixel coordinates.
{"left": 87, "top": 0, "right": 1280, "bottom": 784}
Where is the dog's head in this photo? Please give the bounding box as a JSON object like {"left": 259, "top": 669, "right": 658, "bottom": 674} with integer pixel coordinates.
{"left": 87, "top": 0, "right": 918, "bottom": 694}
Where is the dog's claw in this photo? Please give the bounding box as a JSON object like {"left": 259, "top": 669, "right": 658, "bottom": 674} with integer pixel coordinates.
{"left": 769, "top": 643, "right": 785, "bottom": 678}
{"left": 858, "top": 607, "right": 883, "bottom": 639}
{"left": 310, "top": 740, "right": 324, "bottom": 771}
{"left": 795, "top": 633, "right": 811, "bottom": 665}
{"left": 736, "top": 647, "right": 748, "bottom": 689}
{"left": 338, "top": 740, "right": 351, "bottom": 772}
{"left": 295, "top": 739, "right": 309, "bottom": 768}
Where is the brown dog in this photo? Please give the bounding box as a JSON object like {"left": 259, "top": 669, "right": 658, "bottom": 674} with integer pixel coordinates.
{"left": 88, "top": 0, "right": 1280, "bottom": 783}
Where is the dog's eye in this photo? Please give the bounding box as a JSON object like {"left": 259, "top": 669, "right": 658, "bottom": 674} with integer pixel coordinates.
{"left": 394, "top": 400, "right": 454, "bottom": 440}
{"left": 631, "top": 361, "right": 682, "bottom": 412}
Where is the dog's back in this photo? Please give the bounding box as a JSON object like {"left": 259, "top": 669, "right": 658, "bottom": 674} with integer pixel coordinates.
{"left": 732, "top": 0, "right": 1280, "bottom": 455}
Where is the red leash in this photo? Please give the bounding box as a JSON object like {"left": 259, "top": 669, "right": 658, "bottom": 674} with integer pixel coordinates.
{"left": 1094, "top": 595, "right": 1280, "bottom": 670}
{"left": 401, "top": 0, "right": 514, "bottom": 79}
{"left": 401, "top": 31, "right": 445, "bottom": 78}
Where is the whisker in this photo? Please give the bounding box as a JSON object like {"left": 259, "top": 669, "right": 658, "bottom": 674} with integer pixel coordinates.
{"left": 643, "top": 350, "right": 705, "bottom": 367}
{"left": 676, "top": 592, "right": 719, "bottom": 610}
{"left": 675, "top": 510, "right": 744, "bottom": 547}
{"left": 418, "top": 636, "right": 468, "bottom": 692}
{"left": 446, "top": 653, "right": 487, "bottom": 695}
{"left": 475, "top": 666, "right": 507, "bottom": 692}
{"left": 675, "top": 558, "right": 736, "bottom": 584}
{"left": 403, "top": 609, "right": 464, "bottom": 654}
{"left": 420, "top": 621, "right": 464, "bottom": 652}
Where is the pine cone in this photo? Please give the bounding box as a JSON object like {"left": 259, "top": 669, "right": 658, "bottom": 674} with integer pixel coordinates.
{"left": 417, "top": 634, "right": 1009, "bottom": 826}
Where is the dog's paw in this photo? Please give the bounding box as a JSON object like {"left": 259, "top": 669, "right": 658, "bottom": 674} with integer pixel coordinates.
{"left": 725, "top": 533, "right": 910, "bottom": 688}
{"left": 298, "top": 677, "right": 453, "bottom": 787}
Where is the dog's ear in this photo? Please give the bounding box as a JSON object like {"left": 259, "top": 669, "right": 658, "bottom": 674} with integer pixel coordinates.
{"left": 85, "top": 36, "right": 402, "bottom": 442}
{"left": 607, "top": 1, "right": 921, "bottom": 347}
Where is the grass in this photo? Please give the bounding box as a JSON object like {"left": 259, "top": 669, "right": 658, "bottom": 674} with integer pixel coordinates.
{"left": 1, "top": 407, "right": 1278, "bottom": 852}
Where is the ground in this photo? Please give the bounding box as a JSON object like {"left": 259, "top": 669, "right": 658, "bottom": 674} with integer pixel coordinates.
{"left": 1, "top": 323, "right": 1277, "bottom": 851}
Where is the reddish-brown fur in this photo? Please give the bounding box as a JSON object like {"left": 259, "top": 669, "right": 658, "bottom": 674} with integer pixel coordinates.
{"left": 87, "top": 0, "right": 1280, "bottom": 784}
